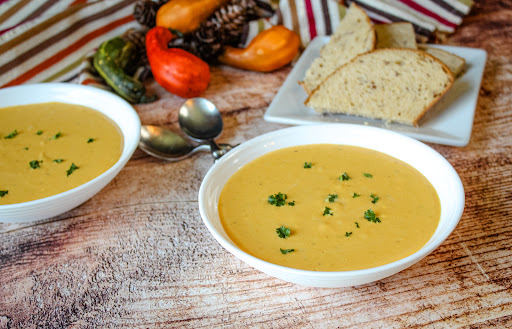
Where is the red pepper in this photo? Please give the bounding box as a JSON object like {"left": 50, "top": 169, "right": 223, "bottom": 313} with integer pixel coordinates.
{"left": 146, "top": 26, "right": 210, "bottom": 98}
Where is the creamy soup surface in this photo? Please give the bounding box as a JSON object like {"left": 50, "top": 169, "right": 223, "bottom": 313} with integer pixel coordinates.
{"left": 0, "top": 102, "right": 123, "bottom": 205}
{"left": 219, "top": 144, "right": 441, "bottom": 271}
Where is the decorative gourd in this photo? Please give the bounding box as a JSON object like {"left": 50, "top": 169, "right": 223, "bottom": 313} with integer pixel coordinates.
{"left": 156, "top": 0, "right": 230, "bottom": 34}
{"left": 218, "top": 25, "right": 300, "bottom": 72}
{"left": 93, "top": 37, "right": 152, "bottom": 103}
{"left": 145, "top": 26, "right": 210, "bottom": 98}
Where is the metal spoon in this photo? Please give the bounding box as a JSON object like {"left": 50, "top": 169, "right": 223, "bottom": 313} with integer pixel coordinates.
{"left": 178, "top": 97, "right": 230, "bottom": 160}
{"left": 139, "top": 125, "right": 233, "bottom": 161}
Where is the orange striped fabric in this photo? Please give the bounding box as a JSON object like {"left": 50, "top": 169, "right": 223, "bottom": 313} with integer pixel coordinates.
{"left": 243, "top": 0, "right": 344, "bottom": 49}
{"left": 0, "top": 0, "right": 137, "bottom": 87}
{"left": 0, "top": 0, "right": 345, "bottom": 89}
{"left": 0, "top": 0, "right": 470, "bottom": 89}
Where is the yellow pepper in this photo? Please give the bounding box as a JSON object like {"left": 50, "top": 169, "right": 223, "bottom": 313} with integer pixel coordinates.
{"left": 218, "top": 25, "right": 300, "bottom": 72}
{"left": 156, "top": 0, "right": 230, "bottom": 34}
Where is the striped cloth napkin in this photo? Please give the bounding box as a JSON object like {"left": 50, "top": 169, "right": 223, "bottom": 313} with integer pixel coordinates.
{"left": 0, "top": 0, "right": 472, "bottom": 90}
{"left": 345, "top": 0, "right": 473, "bottom": 40}
{"left": 0, "top": 0, "right": 139, "bottom": 88}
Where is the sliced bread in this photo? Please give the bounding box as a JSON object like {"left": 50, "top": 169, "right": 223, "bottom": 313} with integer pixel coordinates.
{"left": 299, "top": 3, "right": 375, "bottom": 94}
{"left": 305, "top": 48, "right": 454, "bottom": 126}
{"left": 375, "top": 22, "right": 417, "bottom": 49}
{"left": 418, "top": 45, "right": 466, "bottom": 77}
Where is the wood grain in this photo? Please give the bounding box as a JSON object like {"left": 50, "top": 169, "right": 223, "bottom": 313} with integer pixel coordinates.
{"left": 1, "top": 2, "right": 512, "bottom": 328}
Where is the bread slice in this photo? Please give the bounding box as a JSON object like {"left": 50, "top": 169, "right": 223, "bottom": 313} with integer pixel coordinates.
{"left": 305, "top": 48, "right": 454, "bottom": 126}
{"left": 299, "top": 3, "right": 376, "bottom": 94}
{"left": 375, "top": 22, "right": 417, "bottom": 49}
{"left": 418, "top": 45, "right": 466, "bottom": 77}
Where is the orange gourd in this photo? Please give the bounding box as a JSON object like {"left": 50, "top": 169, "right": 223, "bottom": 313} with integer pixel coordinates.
{"left": 156, "top": 0, "right": 230, "bottom": 34}
{"left": 218, "top": 25, "right": 300, "bottom": 72}
{"left": 146, "top": 27, "right": 210, "bottom": 98}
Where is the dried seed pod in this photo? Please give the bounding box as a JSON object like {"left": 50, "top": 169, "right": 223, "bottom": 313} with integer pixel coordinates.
{"left": 167, "top": 0, "right": 275, "bottom": 63}
{"left": 133, "top": 0, "right": 168, "bottom": 28}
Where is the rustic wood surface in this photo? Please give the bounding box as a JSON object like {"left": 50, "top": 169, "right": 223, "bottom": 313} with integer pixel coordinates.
{"left": 1, "top": 2, "right": 511, "bottom": 328}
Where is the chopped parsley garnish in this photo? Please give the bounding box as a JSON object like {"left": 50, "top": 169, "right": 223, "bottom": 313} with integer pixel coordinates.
{"left": 355, "top": 222, "right": 360, "bottom": 228}
{"left": 51, "top": 132, "right": 62, "bottom": 140}
{"left": 268, "top": 192, "right": 287, "bottom": 207}
{"left": 370, "top": 193, "right": 380, "bottom": 204}
{"left": 323, "top": 207, "right": 333, "bottom": 216}
{"left": 66, "top": 163, "right": 79, "bottom": 176}
{"left": 326, "top": 194, "right": 338, "bottom": 203}
{"left": 29, "top": 160, "right": 41, "bottom": 169}
{"left": 280, "top": 248, "right": 295, "bottom": 254}
{"left": 364, "top": 173, "right": 373, "bottom": 178}
{"left": 53, "top": 159, "right": 64, "bottom": 163}
{"left": 353, "top": 193, "right": 360, "bottom": 198}
{"left": 288, "top": 200, "right": 295, "bottom": 206}
{"left": 338, "top": 172, "right": 350, "bottom": 181}
{"left": 364, "top": 209, "right": 381, "bottom": 223}
{"left": 345, "top": 232, "right": 352, "bottom": 237}
{"left": 36, "top": 130, "right": 43, "bottom": 135}
{"left": 87, "top": 138, "right": 95, "bottom": 143}
{"left": 0, "top": 190, "right": 8, "bottom": 197}
{"left": 24, "top": 147, "right": 29, "bottom": 150}
{"left": 303, "top": 162, "right": 312, "bottom": 168}
{"left": 276, "top": 226, "right": 291, "bottom": 239}
{"left": 4, "top": 130, "right": 18, "bottom": 139}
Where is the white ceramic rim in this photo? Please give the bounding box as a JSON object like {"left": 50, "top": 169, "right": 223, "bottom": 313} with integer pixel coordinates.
{"left": 0, "top": 83, "right": 141, "bottom": 213}
{"left": 199, "top": 123, "right": 465, "bottom": 279}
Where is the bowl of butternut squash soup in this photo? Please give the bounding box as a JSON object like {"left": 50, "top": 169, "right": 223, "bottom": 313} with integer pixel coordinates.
{"left": 198, "top": 124, "right": 464, "bottom": 287}
{"left": 0, "top": 83, "right": 140, "bottom": 222}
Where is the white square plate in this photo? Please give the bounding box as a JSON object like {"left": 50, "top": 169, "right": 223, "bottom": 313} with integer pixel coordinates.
{"left": 264, "top": 36, "right": 487, "bottom": 147}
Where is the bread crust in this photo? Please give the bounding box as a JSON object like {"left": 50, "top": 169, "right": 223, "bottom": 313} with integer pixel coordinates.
{"left": 418, "top": 45, "right": 466, "bottom": 77}
{"left": 298, "top": 3, "right": 376, "bottom": 95}
{"left": 305, "top": 48, "right": 455, "bottom": 126}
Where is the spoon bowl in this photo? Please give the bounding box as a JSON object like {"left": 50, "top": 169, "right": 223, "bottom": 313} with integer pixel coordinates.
{"left": 139, "top": 125, "right": 197, "bottom": 161}
{"left": 179, "top": 98, "right": 223, "bottom": 141}
{"left": 139, "top": 125, "right": 234, "bottom": 161}
{"left": 178, "top": 97, "right": 229, "bottom": 160}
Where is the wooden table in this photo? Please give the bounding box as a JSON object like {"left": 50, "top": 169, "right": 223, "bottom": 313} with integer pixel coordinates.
{"left": 1, "top": 2, "right": 511, "bottom": 328}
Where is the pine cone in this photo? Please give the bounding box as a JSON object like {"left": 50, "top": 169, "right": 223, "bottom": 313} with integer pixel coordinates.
{"left": 209, "top": 0, "right": 249, "bottom": 47}
{"left": 133, "top": 0, "right": 166, "bottom": 28}
{"left": 167, "top": 31, "right": 224, "bottom": 64}
{"left": 168, "top": 0, "right": 273, "bottom": 63}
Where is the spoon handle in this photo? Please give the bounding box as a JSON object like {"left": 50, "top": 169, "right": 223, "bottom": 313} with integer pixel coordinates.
{"left": 209, "top": 140, "right": 224, "bottom": 161}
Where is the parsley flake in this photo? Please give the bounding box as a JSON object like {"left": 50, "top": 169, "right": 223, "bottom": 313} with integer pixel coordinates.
{"left": 326, "top": 194, "right": 338, "bottom": 203}
{"left": 51, "top": 132, "right": 62, "bottom": 140}
{"left": 288, "top": 200, "right": 295, "bottom": 206}
{"left": 87, "top": 138, "right": 95, "bottom": 143}
{"left": 4, "top": 130, "right": 18, "bottom": 139}
{"left": 338, "top": 172, "right": 350, "bottom": 181}
{"left": 280, "top": 248, "right": 295, "bottom": 254}
{"left": 36, "top": 130, "right": 43, "bottom": 135}
{"left": 353, "top": 193, "right": 360, "bottom": 198}
{"left": 303, "top": 162, "right": 312, "bottom": 168}
{"left": 268, "top": 192, "right": 287, "bottom": 207}
{"left": 66, "top": 163, "right": 79, "bottom": 176}
{"left": 364, "top": 209, "right": 381, "bottom": 223}
{"left": 370, "top": 193, "right": 380, "bottom": 204}
{"left": 345, "top": 232, "right": 352, "bottom": 237}
{"left": 24, "top": 147, "right": 29, "bottom": 150}
{"left": 323, "top": 207, "right": 333, "bottom": 216}
{"left": 364, "top": 173, "right": 373, "bottom": 178}
{"left": 276, "top": 226, "right": 291, "bottom": 239}
{"left": 355, "top": 222, "right": 360, "bottom": 228}
{"left": 29, "top": 160, "right": 41, "bottom": 169}
{"left": 53, "top": 159, "right": 64, "bottom": 163}
{"left": 0, "top": 190, "right": 8, "bottom": 197}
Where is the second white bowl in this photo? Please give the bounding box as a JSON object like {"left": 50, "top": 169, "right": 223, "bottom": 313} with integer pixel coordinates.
{"left": 198, "top": 124, "right": 464, "bottom": 287}
{"left": 0, "top": 83, "right": 141, "bottom": 223}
